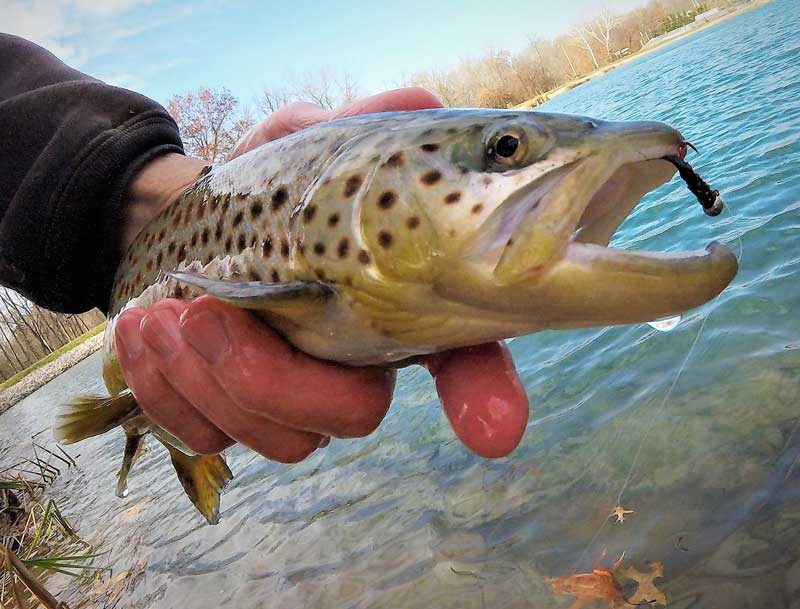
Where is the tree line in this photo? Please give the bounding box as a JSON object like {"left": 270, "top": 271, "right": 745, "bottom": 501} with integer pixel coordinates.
{"left": 166, "top": 0, "right": 741, "bottom": 163}
{"left": 0, "top": 290, "right": 104, "bottom": 383}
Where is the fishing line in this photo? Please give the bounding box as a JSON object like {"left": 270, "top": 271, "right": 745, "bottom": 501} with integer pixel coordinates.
{"left": 573, "top": 230, "right": 743, "bottom": 573}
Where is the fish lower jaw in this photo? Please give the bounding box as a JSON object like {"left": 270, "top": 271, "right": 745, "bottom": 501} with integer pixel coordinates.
{"left": 494, "top": 149, "right": 684, "bottom": 285}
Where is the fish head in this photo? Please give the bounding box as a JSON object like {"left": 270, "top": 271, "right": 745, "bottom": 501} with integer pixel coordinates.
{"left": 339, "top": 109, "right": 736, "bottom": 330}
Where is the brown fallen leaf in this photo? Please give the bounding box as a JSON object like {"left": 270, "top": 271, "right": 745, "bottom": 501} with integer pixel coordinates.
{"left": 546, "top": 549, "right": 627, "bottom": 609}
{"left": 608, "top": 505, "right": 634, "bottom": 524}
{"left": 621, "top": 561, "right": 667, "bottom": 607}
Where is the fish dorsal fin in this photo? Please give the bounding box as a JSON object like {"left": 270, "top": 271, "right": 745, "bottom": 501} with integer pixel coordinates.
{"left": 168, "top": 271, "right": 335, "bottom": 313}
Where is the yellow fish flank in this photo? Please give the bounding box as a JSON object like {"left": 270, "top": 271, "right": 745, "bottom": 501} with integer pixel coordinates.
{"left": 54, "top": 109, "right": 737, "bottom": 523}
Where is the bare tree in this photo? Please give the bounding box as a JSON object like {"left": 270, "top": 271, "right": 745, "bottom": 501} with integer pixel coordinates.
{"left": 257, "top": 69, "right": 360, "bottom": 117}
{"left": 167, "top": 87, "right": 253, "bottom": 163}
{"left": 570, "top": 25, "right": 602, "bottom": 70}
{"left": 258, "top": 88, "right": 294, "bottom": 115}
{"left": 587, "top": 7, "right": 622, "bottom": 61}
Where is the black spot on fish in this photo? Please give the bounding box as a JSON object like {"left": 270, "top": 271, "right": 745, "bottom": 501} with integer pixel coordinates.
{"left": 358, "top": 250, "right": 371, "bottom": 265}
{"left": 190, "top": 231, "right": 199, "bottom": 247}
{"left": 280, "top": 240, "right": 290, "bottom": 258}
{"left": 250, "top": 201, "right": 263, "bottom": 220}
{"left": 315, "top": 268, "right": 326, "bottom": 280}
{"left": 383, "top": 152, "right": 403, "bottom": 169}
{"left": 344, "top": 175, "right": 363, "bottom": 198}
{"left": 420, "top": 143, "right": 439, "bottom": 152}
{"left": 177, "top": 244, "right": 187, "bottom": 263}
{"left": 222, "top": 193, "right": 231, "bottom": 214}
{"left": 444, "top": 192, "right": 461, "bottom": 204}
{"left": 157, "top": 252, "right": 163, "bottom": 266}
{"left": 271, "top": 269, "right": 280, "bottom": 282}
{"left": 201, "top": 228, "right": 209, "bottom": 245}
{"left": 210, "top": 195, "right": 220, "bottom": 212}
{"left": 406, "top": 216, "right": 420, "bottom": 230}
{"left": 225, "top": 237, "right": 233, "bottom": 253}
{"left": 378, "top": 192, "right": 396, "bottom": 210}
{"left": 421, "top": 170, "right": 442, "bottom": 186}
{"left": 471, "top": 203, "right": 484, "bottom": 215}
{"left": 272, "top": 187, "right": 288, "bottom": 211}
{"left": 303, "top": 205, "right": 317, "bottom": 223}
{"left": 158, "top": 229, "right": 166, "bottom": 241}
{"left": 262, "top": 236, "right": 273, "bottom": 257}
{"left": 237, "top": 234, "right": 247, "bottom": 252}
{"left": 232, "top": 211, "right": 244, "bottom": 227}
{"left": 167, "top": 242, "right": 176, "bottom": 255}
{"left": 378, "top": 231, "right": 393, "bottom": 248}
{"left": 313, "top": 242, "right": 326, "bottom": 255}
{"left": 328, "top": 213, "right": 340, "bottom": 227}
{"left": 214, "top": 223, "right": 223, "bottom": 242}
{"left": 337, "top": 237, "right": 349, "bottom": 258}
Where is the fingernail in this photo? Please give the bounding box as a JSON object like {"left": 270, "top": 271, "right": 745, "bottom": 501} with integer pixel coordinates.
{"left": 141, "top": 309, "right": 183, "bottom": 357}
{"left": 318, "top": 436, "right": 331, "bottom": 448}
{"left": 116, "top": 314, "right": 145, "bottom": 360}
{"left": 181, "top": 309, "right": 230, "bottom": 364}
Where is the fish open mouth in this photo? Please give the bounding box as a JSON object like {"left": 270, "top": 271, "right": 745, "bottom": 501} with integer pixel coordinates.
{"left": 452, "top": 126, "right": 738, "bottom": 328}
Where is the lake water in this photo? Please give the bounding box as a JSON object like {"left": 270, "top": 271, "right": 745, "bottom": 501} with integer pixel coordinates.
{"left": 2, "top": 1, "right": 799, "bottom": 607}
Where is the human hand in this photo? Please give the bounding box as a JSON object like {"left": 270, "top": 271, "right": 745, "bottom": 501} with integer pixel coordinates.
{"left": 116, "top": 88, "right": 529, "bottom": 462}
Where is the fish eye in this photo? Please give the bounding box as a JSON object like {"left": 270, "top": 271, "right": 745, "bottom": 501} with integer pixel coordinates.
{"left": 487, "top": 129, "right": 528, "bottom": 167}
{"left": 495, "top": 134, "right": 519, "bottom": 158}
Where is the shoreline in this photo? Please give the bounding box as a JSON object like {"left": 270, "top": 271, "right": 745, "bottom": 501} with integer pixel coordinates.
{"left": 514, "top": 0, "right": 772, "bottom": 110}
{"left": 0, "top": 327, "right": 104, "bottom": 414}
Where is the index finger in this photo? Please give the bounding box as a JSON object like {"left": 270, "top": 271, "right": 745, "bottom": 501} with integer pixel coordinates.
{"left": 180, "top": 296, "right": 397, "bottom": 438}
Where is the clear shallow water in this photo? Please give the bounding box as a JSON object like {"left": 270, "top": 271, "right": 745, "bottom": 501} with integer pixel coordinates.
{"left": 3, "top": 1, "right": 800, "bottom": 607}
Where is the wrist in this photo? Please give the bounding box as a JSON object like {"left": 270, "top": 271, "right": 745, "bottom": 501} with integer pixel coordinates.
{"left": 120, "top": 153, "right": 208, "bottom": 255}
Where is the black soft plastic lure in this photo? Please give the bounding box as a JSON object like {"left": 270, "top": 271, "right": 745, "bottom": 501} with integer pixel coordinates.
{"left": 663, "top": 150, "right": 724, "bottom": 217}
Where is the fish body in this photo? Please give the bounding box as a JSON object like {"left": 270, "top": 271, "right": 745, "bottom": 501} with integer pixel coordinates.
{"left": 55, "top": 109, "right": 737, "bottom": 523}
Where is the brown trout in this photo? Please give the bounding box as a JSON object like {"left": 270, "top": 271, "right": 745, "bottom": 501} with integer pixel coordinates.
{"left": 54, "top": 109, "right": 737, "bottom": 524}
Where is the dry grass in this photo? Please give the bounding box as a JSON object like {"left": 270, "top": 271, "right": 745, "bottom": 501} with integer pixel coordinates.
{"left": 0, "top": 444, "right": 105, "bottom": 608}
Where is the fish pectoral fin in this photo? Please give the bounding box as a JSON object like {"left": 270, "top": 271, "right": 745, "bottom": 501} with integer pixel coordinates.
{"left": 115, "top": 430, "right": 147, "bottom": 499}
{"left": 168, "top": 271, "right": 335, "bottom": 312}
{"left": 160, "top": 441, "right": 233, "bottom": 526}
{"left": 54, "top": 391, "right": 141, "bottom": 444}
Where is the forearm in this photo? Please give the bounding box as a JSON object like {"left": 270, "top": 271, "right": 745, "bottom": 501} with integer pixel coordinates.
{"left": 0, "top": 34, "right": 185, "bottom": 314}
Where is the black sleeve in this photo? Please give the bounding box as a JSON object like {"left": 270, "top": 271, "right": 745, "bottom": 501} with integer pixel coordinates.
{"left": 0, "top": 34, "right": 185, "bottom": 314}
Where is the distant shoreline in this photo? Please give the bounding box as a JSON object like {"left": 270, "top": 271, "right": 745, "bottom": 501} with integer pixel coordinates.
{"left": 514, "top": 0, "right": 773, "bottom": 110}
{"left": 0, "top": 325, "right": 104, "bottom": 414}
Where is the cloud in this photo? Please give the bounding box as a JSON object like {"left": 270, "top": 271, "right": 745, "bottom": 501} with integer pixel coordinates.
{"left": 2, "top": 0, "right": 169, "bottom": 66}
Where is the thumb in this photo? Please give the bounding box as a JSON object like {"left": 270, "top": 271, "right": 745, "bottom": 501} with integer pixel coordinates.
{"left": 426, "top": 342, "right": 529, "bottom": 458}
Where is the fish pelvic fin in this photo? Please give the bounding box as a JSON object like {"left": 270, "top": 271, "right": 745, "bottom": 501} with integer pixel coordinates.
{"left": 160, "top": 441, "right": 233, "bottom": 525}
{"left": 116, "top": 428, "right": 148, "bottom": 499}
{"left": 54, "top": 391, "right": 141, "bottom": 444}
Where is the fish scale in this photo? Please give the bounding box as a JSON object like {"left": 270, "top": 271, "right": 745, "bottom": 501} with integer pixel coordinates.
{"left": 55, "top": 108, "right": 737, "bottom": 524}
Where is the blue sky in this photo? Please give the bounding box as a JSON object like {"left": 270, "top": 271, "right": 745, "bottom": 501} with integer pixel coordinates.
{"left": 6, "top": 0, "right": 650, "bottom": 110}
